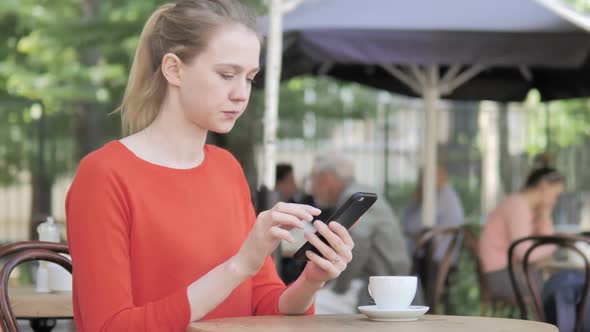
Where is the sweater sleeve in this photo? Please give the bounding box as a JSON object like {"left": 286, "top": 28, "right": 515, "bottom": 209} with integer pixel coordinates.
{"left": 246, "top": 202, "right": 315, "bottom": 316}
{"left": 66, "top": 156, "right": 191, "bottom": 332}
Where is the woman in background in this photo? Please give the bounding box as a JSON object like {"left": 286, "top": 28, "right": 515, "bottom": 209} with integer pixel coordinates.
{"left": 479, "top": 164, "right": 564, "bottom": 302}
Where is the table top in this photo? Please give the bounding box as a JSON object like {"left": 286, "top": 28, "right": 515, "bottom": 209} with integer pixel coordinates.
{"left": 187, "top": 314, "right": 558, "bottom": 332}
{"left": 8, "top": 287, "right": 73, "bottom": 319}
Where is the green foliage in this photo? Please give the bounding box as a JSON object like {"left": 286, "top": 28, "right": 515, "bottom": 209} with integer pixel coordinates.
{"left": 273, "top": 76, "right": 380, "bottom": 139}
{"left": 385, "top": 181, "right": 417, "bottom": 215}
{"left": 564, "top": 0, "right": 590, "bottom": 12}
{"left": 0, "top": 0, "right": 378, "bottom": 184}
{"left": 0, "top": 0, "right": 169, "bottom": 183}
{"left": 523, "top": 90, "right": 590, "bottom": 156}
{"left": 241, "top": 0, "right": 267, "bottom": 14}
{"left": 450, "top": 176, "right": 482, "bottom": 221}
{"left": 448, "top": 225, "right": 485, "bottom": 316}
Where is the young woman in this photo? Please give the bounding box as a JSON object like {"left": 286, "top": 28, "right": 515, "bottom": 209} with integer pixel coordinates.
{"left": 479, "top": 166, "right": 564, "bottom": 301}
{"left": 66, "top": 1, "right": 354, "bottom": 330}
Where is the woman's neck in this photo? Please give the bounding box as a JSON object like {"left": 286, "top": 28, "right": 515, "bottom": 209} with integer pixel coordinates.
{"left": 520, "top": 189, "right": 541, "bottom": 211}
{"left": 125, "top": 94, "right": 208, "bottom": 169}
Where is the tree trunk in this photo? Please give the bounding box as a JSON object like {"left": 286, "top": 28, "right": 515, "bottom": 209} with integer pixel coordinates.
{"left": 29, "top": 107, "right": 53, "bottom": 239}
{"left": 29, "top": 0, "right": 103, "bottom": 238}
{"left": 29, "top": 173, "right": 53, "bottom": 240}
{"left": 75, "top": 0, "right": 102, "bottom": 160}
{"left": 75, "top": 102, "right": 101, "bottom": 160}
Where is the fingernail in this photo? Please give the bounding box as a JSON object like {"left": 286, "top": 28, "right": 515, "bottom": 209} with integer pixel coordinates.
{"left": 306, "top": 213, "right": 314, "bottom": 221}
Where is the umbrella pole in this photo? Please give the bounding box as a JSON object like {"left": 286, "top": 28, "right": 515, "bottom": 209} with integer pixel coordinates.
{"left": 384, "top": 64, "right": 485, "bottom": 228}
{"left": 381, "top": 64, "right": 439, "bottom": 228}
{"left": 422, "top": 65, "right": 439, "bottom": 228}
{"left": 263, "top": 0, "right": 284, "bottom": 273}
{"left": 262, "top": 0, "right": 283, "bottom": 190}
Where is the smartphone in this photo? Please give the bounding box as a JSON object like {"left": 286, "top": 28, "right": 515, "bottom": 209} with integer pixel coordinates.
{"left": 292, "top": 192, "right": 378, "bottom": 261}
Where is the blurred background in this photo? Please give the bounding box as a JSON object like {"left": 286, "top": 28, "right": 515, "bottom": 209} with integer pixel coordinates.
{"left": 1, "top": 0, "right": 590, "bottom": 319}
{"left": 1, "top": 0, "right": 589, "bottom": 241}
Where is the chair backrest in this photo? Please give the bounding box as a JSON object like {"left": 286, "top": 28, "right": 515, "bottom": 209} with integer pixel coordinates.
{"left": 410, "top": 226, "right": 463, "bottom": 311}
{"left": 508, "top": 234, "right": 590, "bottom": 332}
{"left": 460, "top": 225, "right": 494, "bottom": 314}
{"left": 0, "top": 241, "right": 69, "bottom": 260}
{"left": 0, "top": 242, "right": 71, "bottom": 332}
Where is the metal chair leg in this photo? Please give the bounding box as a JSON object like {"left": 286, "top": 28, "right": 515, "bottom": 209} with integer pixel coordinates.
{"left": 30, "top": 318, "right": 56, "bottom": 332}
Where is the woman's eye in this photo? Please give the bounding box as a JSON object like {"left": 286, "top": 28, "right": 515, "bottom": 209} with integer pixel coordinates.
{"left": 220, "top": 73, "right": 234, "bottom": 80}
{"left": 246, "top": 77, "right": 256, "bottom": 84}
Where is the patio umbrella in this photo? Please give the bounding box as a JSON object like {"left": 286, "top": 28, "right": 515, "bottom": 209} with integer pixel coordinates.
{"left": 260, "top": 0, "right": 590, "bottom": 227}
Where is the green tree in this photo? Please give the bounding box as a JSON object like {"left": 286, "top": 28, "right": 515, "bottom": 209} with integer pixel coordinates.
{"left": 0, "top": 0, "right": 383, "bottom": 234}
{"left": 564, "top": 0, "right": 590, "bottom": 12}
{"left": 523, "top": 90, "right": 590, "bottom": 155}
{"left": 0, "top": 0, "right": 165, "bottom": 236}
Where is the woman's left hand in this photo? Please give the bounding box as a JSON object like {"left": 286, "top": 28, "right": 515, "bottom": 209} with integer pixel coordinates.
{"left": 300, "top": 220, "right": 354, "bottom": 284}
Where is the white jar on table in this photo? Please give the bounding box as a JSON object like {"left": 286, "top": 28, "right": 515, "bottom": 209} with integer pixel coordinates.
{"left": 36, "top": 216, "right": 72, "bottom": 292}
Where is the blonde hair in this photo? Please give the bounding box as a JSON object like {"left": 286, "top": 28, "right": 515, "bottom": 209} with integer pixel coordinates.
{"left": 116, "top": 0, "right": 259, "bottom": 135}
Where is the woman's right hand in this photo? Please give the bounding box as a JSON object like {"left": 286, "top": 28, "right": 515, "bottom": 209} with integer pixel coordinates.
{"left": 234, "top": 202, "right": 321, "bottom": 276}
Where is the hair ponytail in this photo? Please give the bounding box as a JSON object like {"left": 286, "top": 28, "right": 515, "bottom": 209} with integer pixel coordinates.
{"left": 116, "top": 4, "right": 173, "bottom": 135}
{"left": 523, "top": 153, "right": 565, "bottom": 189}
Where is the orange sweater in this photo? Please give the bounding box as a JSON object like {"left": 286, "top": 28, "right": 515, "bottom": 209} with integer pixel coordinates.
{"left": 66, "top": 141, "right": 311, "bottom": 332}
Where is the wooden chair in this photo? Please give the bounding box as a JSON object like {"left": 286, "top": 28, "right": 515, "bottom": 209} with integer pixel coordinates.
{"left": 508, "top": 234, "right": 590, "bottom": 332}
{"left": 460, "top": 226, "right": 522, "bottom": 317}
{"left": 0, "top": 242, "right": 70, "bottom": 332}
{"left": 410, "top": 226, "right": 463, "bottom": 313}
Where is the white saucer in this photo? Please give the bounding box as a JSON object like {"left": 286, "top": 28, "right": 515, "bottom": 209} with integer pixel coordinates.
{"left": 357, "top": 305, "right": 429, "bottom": 322}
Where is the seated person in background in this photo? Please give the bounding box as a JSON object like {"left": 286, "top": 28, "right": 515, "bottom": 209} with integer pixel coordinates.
{"left": 479, "top": 165, "right": 564, "bottom": 302}
{"left": 401, "top": 163, "right": 465, "bottom": 298}
{"left": 402, "top": 163, "right": 465, "bottom": 258}
{"left": 310, "top": 153, "right": 414, "bottom": 313}
{"left": 276, "top": 163, "right": 315, "bottom": 205}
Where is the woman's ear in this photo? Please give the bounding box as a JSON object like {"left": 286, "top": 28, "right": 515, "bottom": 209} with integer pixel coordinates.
{"left": 161, "top": 53, "right": 182, "bottom": 87}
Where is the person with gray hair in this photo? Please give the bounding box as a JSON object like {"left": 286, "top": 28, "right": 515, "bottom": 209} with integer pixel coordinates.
{"left": 310, "top": 153, "right": 415, "bottom": 313}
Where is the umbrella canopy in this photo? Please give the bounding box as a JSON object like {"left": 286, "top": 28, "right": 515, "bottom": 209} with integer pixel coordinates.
{"left": 271, "top": 0, "right": 590, "bottom": 101}
{"left": 259, "top": 0, "right": 590, "bottom": 228}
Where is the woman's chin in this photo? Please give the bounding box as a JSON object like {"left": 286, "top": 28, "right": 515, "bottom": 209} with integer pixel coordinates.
{"left": 209, "top": 122, "right": 235, "bottom": 134}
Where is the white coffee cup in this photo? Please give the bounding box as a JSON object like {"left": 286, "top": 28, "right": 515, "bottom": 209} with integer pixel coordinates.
{"left": 368, "top": 276, "right": 417, "bottom": 309}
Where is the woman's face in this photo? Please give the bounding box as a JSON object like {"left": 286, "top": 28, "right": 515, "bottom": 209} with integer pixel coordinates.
{"left": 177, "top": 24, "right": 260, "bottom": 133}
{"left": 538, "top": 181, "right": 564, "bottom": 209}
